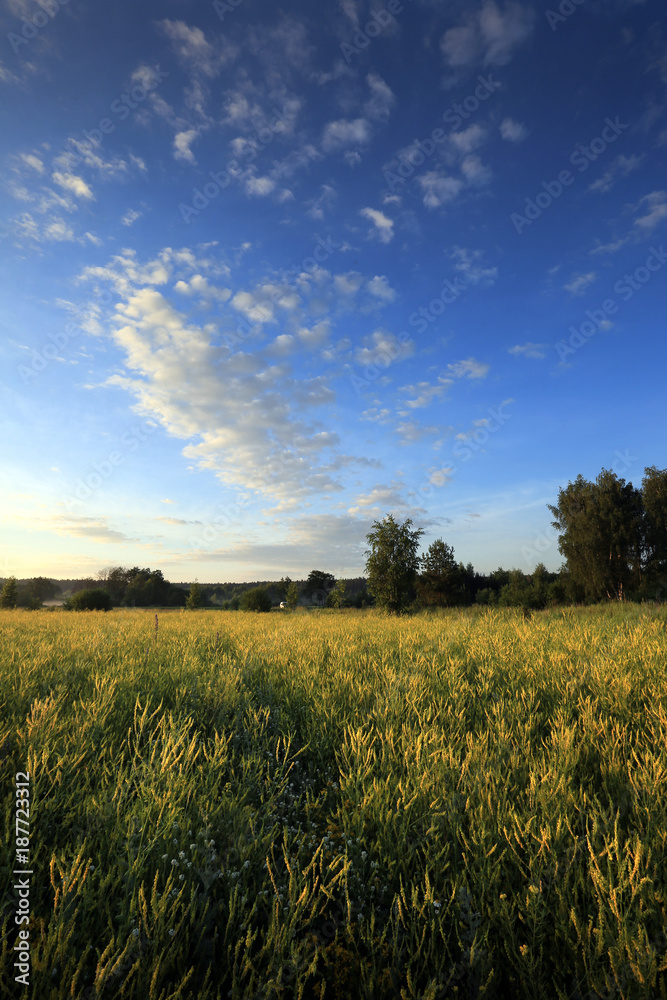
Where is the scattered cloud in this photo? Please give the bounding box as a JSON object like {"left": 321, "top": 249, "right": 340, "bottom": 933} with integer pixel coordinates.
{"left": 122, "top": 209, "right": 142, "bottom": 227}
{"left": 446, "top": 357, "right": 490, "bottom": 379}
{"left": 588, "top": 154, "right": 644, "bottom": 193}
{"left": 564, "top": 271, "right": 597, "bottom": 296}
{"left": 509, "top": 342, "right": 546, "bottom": 359}
{"left": 450, "top": 246, "right": 498, "bottom": 285}
{"left": 51, "top": 172, "right": 94, "bottom": 200}
{"left": 418, "top": 172, "right": 464, "bottom": 209}
{"left": 440, "top": 1, "right": 535, "bottom": 69}
{"left": 500, "top": 117, "right": 528, "bottom": 142}
{"left": 634, "top": 190, "right": 667, "bottom": 230}
{"left": 359, "top": 206, "right": 394, "bottom": 243}
{"left": 322, "top": 118, "right": 370, "bottom": 152}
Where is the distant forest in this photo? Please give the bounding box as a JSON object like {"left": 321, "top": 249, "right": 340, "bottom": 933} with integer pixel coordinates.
{"left": 1, "top": 465, "right": 665, "bottom": 611}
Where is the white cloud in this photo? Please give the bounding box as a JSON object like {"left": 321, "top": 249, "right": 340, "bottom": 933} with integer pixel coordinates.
{"left": 122, "top": 209, "right": 142, "bottom": 227}
{"left": 449, "top": 124, "right": 487, "bottom": 154}
{"left": 307, "top": 183, "right": 336, "bottom": 219}
{"left": 446, "top": 357, "right": 490, "bottom": 379}
{"left": 399, "top": 380, "right": 449, "bottom": 408}
{"left": 245, "top": 174, "right": 276, "bottom": 196}
{"left": 366, "top": 275, "right": 396, "bottom": 301}
{"left": 322, "top": 118, "right": 370, "bottom": 152}
{"left": 159, "top": 19, "right": 234, "bottom": 78}
{"left": 20, "top": 153, "right": 45, "bottom": 173}
{"left": 365, "top": 73, "right": 395, "bottom": 121}
{"left": 635, "top": 190, "right": 667, "bottom": 230}
{"left": 359, "top": 207, "right": 394, "bottom": 243}
{"left": 509, "top": 342, "right": 546, "bottom": 359}
{"left": 461, "top": 154, "right": 492, "bottom": 185}
{"left": 440, "top": 1, "right": 535, "bottom": 69}
{"left": 418, "top": 172, "right": 464, "bottom": 209}
{"left": 51, "top": 172, "right": 94, "bottom": 200}
{"left": 564, "top": 272, "right": 597, "bottom": 296}
{"left": 355, "top": 329, "right": 412, "bottom": 366}
{"left": 173, "top": 129, "right": 199, "bottom": 164}
{"left": 588, "top": 154, "right": 644, "bottom": 194}
{"left": 348, "top": 486, "right": 408, "bottom": 515}
{"left": 500, "top": 117, "right": 528, "bottom": 142}
{"left": 450, "top": 246, "right": 498, "bottom": 285}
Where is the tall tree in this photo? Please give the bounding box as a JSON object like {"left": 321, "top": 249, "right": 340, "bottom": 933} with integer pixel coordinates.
{"left": 641, "top": 466, "right": 667, "bottom": 591}
{"left": 327, "top": 579, "right": 347, "bottom": 609}
{"left": 285, "top": 581, "right": 300, "bottom": 609}
{"left": 416, "top": 539, "right": 464, "bottom": 607}
{"left": 548, "top": 469, "right": 644, "bottom": 601}
{"left": 186, "top": 581, "right": 205, "bottom": 610}
{"left": 304, "top": 570, "right": 335, "bottom": 606}
{"left": 0, "top": 577, "right": 18, "bottom": 609}
{"left": 365, "top": 515, "right": 423, "bottom": 613}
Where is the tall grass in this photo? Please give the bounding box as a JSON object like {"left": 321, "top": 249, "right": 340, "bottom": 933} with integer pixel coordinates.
{"left": 1, "top": 604, "right": 666, "bottom": 999}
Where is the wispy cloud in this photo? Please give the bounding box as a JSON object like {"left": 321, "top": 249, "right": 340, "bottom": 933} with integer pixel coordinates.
{"left": 509, "top": 342, "right": 546, "bottom": 359}
{"left": 440, "top": 1, "right": 535, "bottom": 69}
{"left": 564, "top": 272, "right": 597, "bottom": 296}
{"left": 359, "top": 206, "right": 394, "bottom": 243}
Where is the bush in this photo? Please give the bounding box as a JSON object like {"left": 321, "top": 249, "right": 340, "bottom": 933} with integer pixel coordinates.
{"left": 64, "top": 588, "right": 113, "bottom": 611}
{"left": 240, "top": 587, "right": 272, "bottom": 612}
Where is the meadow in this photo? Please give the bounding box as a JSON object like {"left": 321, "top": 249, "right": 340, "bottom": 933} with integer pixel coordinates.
{"left": 1, "top": 604, "right": 667, "bottom": 999}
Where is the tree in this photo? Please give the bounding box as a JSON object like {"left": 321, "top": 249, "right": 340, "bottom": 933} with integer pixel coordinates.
{"left": 365, "top": 515, "right": 423, "bottom": 614}
{"left": 641, "top": 466, "right": 667, "bottom": 593}
{"left": 416, "top": 539, "right": 464, "bottom": 607}
{"left": 285, "top": 581, "right": 300, "bottom": 609}
{"left": 0, "top": 577, "right": 18, "bottom": 609}
{"left": 26, "top": 577, "right": 58, "bottom": 602}
{"left": 275, "top": 576, "right": 291, "bottom": 601}
{"left": 64, "top": 588, "right": 113, "bottom": 611}
{"left": 327, "top": 579, "right": 347, "bottom": 609}
{"left": 240, "top": 587, "right": 272, "bottom": 612}
{"left": 186, "top": 581, "right": 205, "bottom": 610}
{"left": 303, "top": 570, "right": 335, "bottom": 606}
{"left": 548, "top": 470, "right": 644, "bottom": 601}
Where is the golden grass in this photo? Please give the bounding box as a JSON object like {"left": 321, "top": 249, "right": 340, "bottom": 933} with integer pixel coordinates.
{"left": 1, "top": 604, "right": 666, "bottom": 998}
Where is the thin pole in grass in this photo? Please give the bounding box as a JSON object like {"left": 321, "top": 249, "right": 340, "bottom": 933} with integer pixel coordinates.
{"left": 155, "top": 613, "right": 158, "bottom": 639}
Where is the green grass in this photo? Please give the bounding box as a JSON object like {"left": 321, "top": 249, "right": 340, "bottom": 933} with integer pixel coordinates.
{"left": 1, "top": 604, "right": 667, "bottom": 999}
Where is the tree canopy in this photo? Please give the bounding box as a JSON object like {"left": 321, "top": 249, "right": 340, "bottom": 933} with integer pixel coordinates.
{"left": 548, "top": 467, "right": 664, "bottom": 601}
{"left": 365, "top": 515, "right": 423, "bottom": 613}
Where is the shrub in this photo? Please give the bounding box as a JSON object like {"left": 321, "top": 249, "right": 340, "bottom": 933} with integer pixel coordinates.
{"left": 64, "top": 588, "right": 113, "bottom": 611}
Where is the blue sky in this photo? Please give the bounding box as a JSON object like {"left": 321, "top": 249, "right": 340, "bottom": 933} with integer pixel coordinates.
{"left": 1, "top": 0, "right": 665, "bottom": 582}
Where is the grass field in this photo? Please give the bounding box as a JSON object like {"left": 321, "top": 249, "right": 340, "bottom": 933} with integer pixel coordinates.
{"left": 1, "top": 604, "right": 667, "bottom": 999}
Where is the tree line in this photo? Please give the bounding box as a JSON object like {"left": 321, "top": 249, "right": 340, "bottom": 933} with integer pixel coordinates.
{"left": 1, "top": 465, "right": 664, "bottom": 613}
